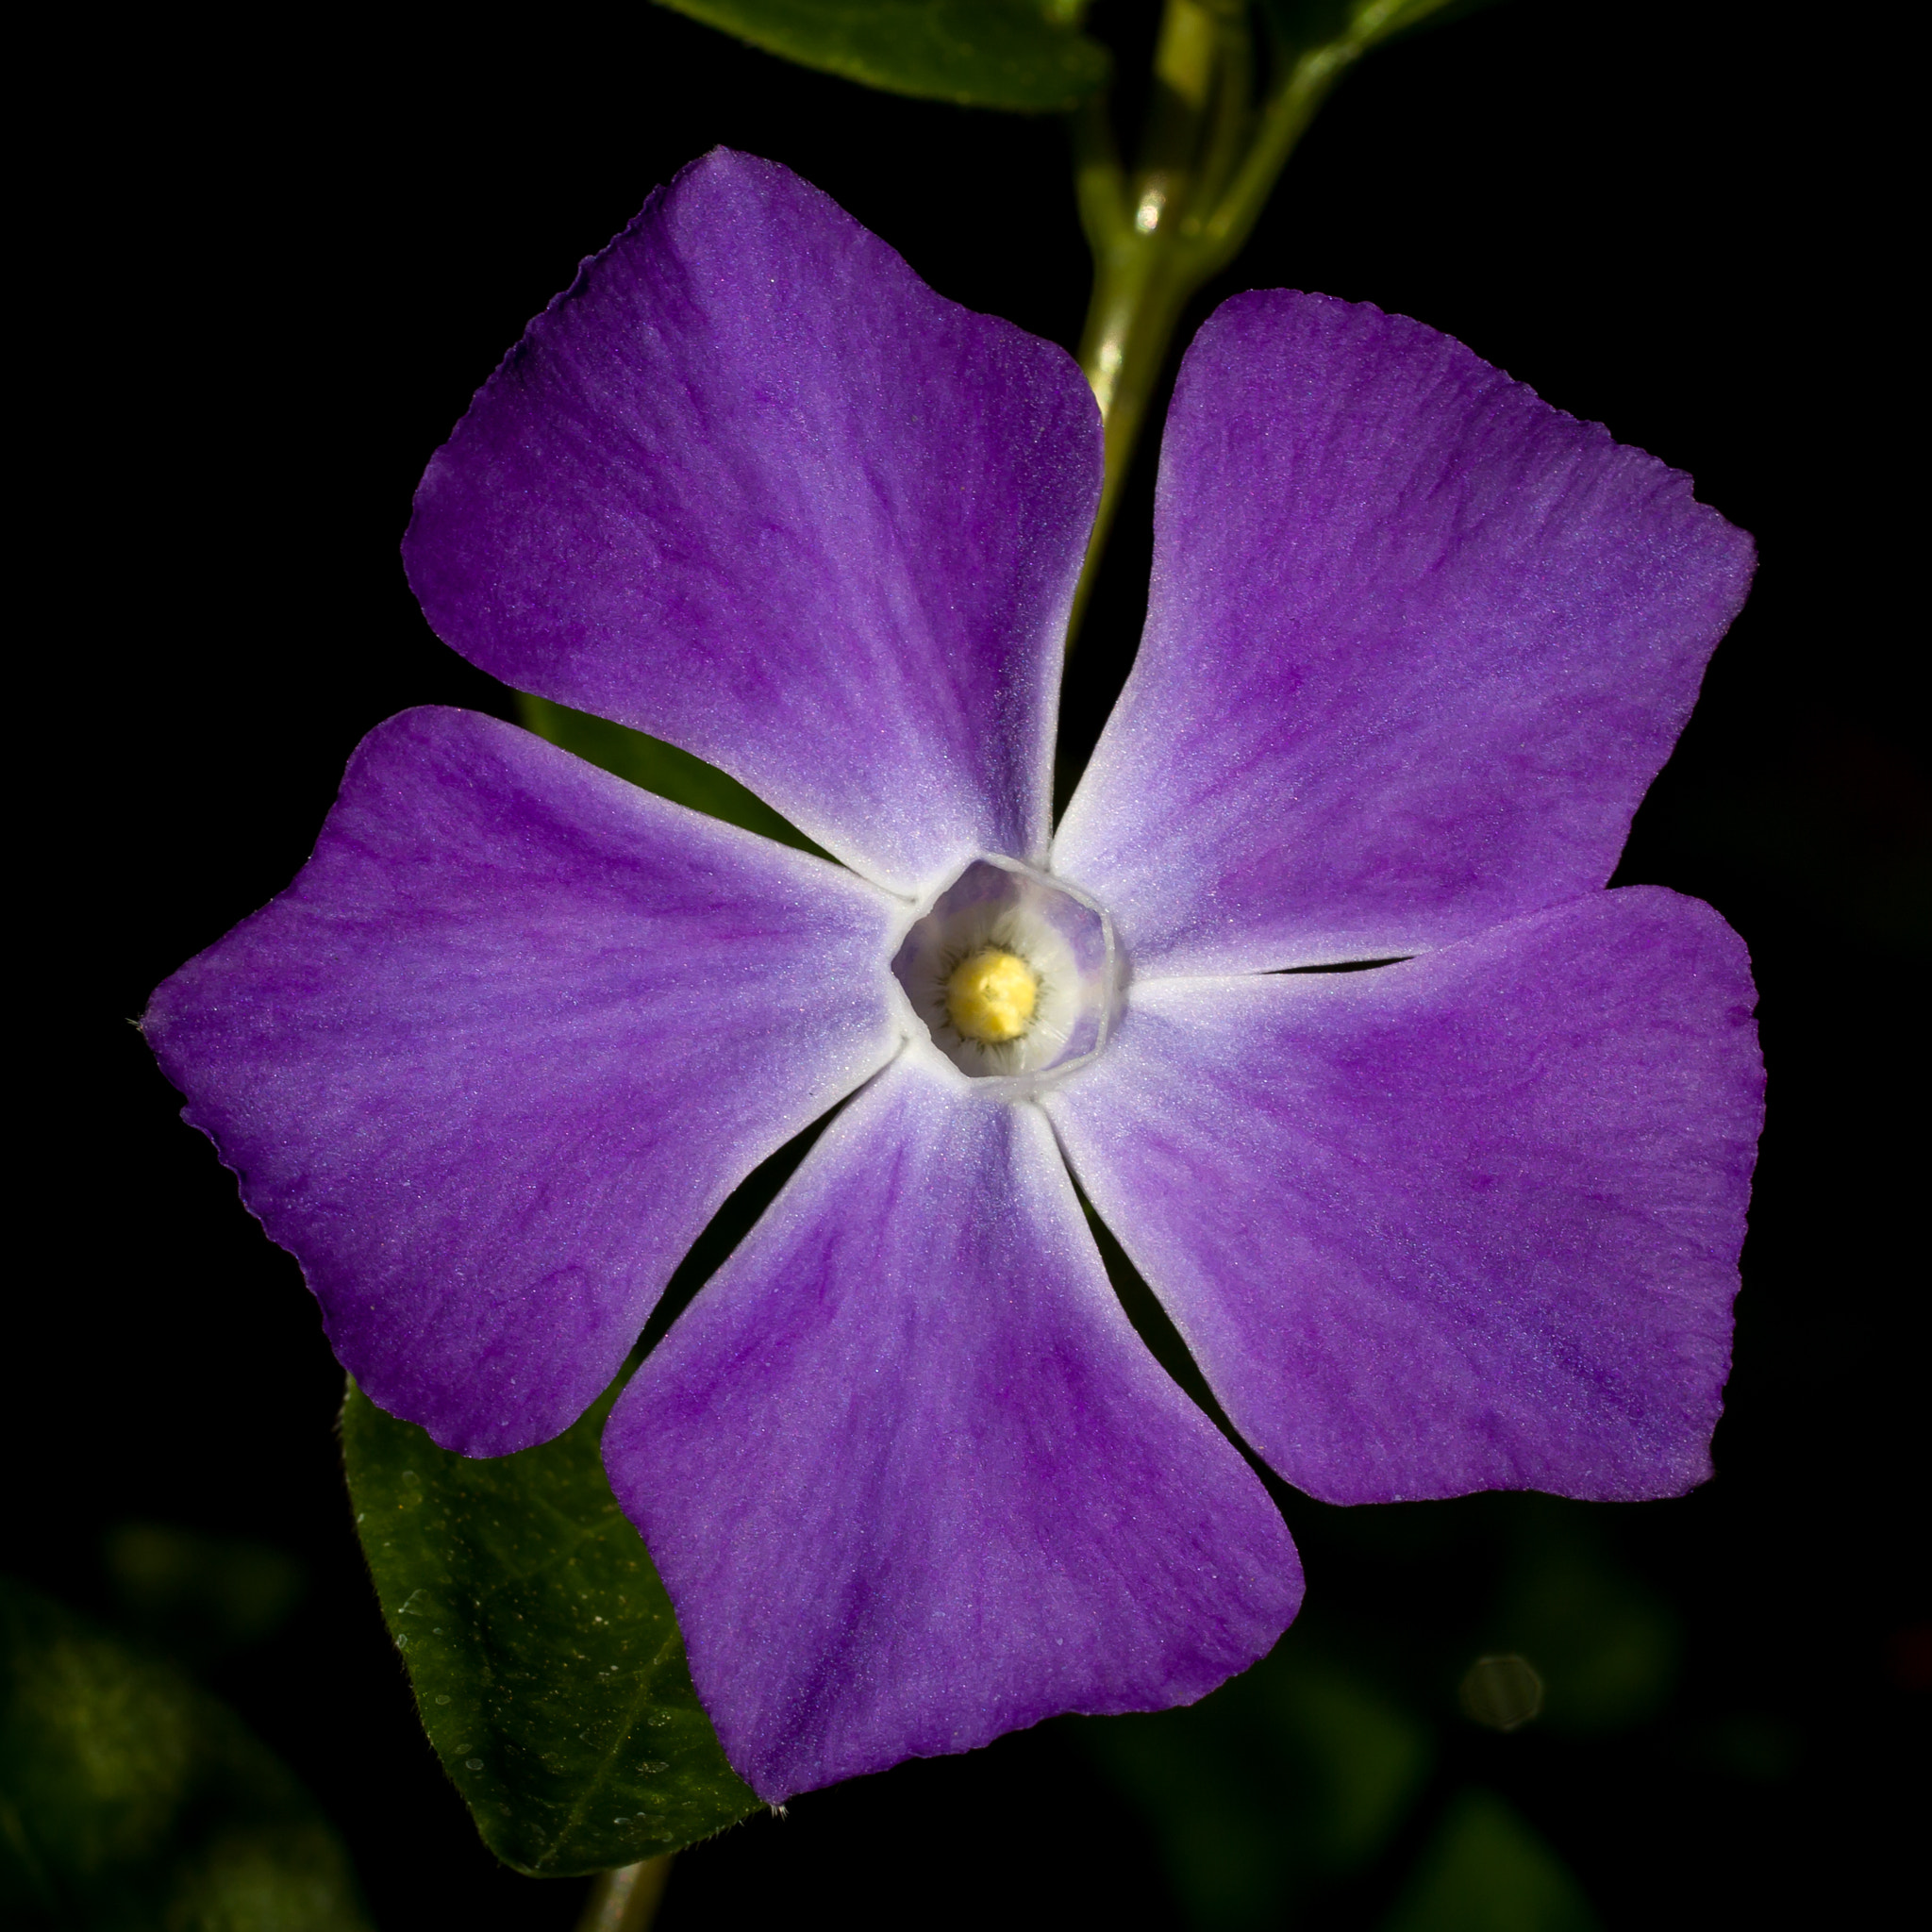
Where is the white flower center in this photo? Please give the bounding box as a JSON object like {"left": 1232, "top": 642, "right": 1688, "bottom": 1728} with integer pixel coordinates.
{"left": 892, "top": 857, "right": 1121, "bottom": 1086}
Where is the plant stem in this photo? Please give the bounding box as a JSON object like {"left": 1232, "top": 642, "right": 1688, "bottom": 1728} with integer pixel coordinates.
{"left": 1065, "top": 0, "right": 1418, "bottom": 646}
{"left": 576, "top": 1857, "right": 674, "bottom": 1932}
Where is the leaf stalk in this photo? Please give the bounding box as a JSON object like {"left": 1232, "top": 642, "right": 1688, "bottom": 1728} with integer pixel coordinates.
{"left": 577, "top": 1856, "right": 675, "bottom": 1932}
{"left": 1066, "top": 0, "right": 1441, "bottom": 646}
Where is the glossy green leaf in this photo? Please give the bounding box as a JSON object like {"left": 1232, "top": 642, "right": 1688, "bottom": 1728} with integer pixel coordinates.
{"left": 0, "top": 1577, "right": 371, "bottom": 1930}
{"left": 518, "top": 692, "right": 829, "bottom": 858}
{"left": 655, "top": 0, "right": 1109, "bottom": 109}
{"left": 341, "top": 1373, "right": 758, "bottom": 1877}
{"left": 1380, "top": 1789, "right": 1600, "bottom": 1932}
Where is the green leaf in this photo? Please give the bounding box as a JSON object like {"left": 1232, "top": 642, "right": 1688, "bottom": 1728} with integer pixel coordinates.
{"left": 1379, "top": 1789, "right": 1600, "bottom": 1932}
{"left": 518, "top": 692, "right": 831, "bottom": 859}
{"left": 655, "top": 0, "right": 1110, "bottom": 110}
{"left": 0, "top": 1577, "right": 372, "bottom": 1930}
{"left": 1261, "top": 0, "right": 1508, "bottom": 58}
{"left": 341, "top": 1372, "right": 758, "bottom": 1877}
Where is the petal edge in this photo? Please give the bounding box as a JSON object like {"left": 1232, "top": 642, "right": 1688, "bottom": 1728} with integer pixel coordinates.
{"left": 607, "top": 1058, "right": 1301, "bottom": 1800}
{"left": 1044, "top": 889, "right": 1763, "bottom": 1503}
{"left": 145, "top": 708, "right": 903, "bottom": 1455}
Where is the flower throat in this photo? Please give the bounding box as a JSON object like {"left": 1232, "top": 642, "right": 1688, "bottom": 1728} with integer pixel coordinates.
{"left": 891, "top": 857, "right": 1121, "bottom": 1084}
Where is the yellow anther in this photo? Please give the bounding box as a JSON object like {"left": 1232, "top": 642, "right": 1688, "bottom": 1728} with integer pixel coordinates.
{"left": 944, "top": 948, "right": 1039, "bottom": 1044}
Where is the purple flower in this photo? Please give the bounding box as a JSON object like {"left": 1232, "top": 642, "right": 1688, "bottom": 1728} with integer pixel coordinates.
{"left": 145, "top": 151, "right": 1763, "bottom": 1804}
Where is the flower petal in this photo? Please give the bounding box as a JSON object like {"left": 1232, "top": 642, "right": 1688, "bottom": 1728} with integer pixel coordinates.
{"left": 1041, "top": 890, "right": 1762, "bottom": 1504}
{"left": 604, "top": 1056, "right": 1300, "bottom": 1802}
{"left": 1052, "top": 291, "right": 1755, "bottom": 974}
{"left": 144, "top": 708, "right": 901, "bottom": 1457}
{"left": 403, "top": 150, "right": 1099, "bottom": 896}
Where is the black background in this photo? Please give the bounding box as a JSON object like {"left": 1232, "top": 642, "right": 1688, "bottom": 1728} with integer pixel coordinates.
{"left": 27, "top": 2, "right": 1922, "bottom": 1925}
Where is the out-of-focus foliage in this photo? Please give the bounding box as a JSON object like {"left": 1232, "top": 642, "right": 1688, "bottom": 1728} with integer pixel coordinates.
{"left": 1482, "top": 1503, "right": 1680, "bottom": 1735}
{"left": 1078, "top": 1635, "right": 1433, "bottom": 1928}
{"left": 341, "top": 1372, "right": 759, "bottom": 1877}
{"left": 1260, "top": 0, "right": 1507, "bottom": 56}
{"left": 0, "top": 1577, "right": 370, "bottom": 1931}
{"left": 1074, "top": 1237, "right": 1693, "bottom": 1929}
{"left": 1382, "top": 1789, "right": 1600, "bottom": 1932}
{"left": 102, "top": 1525, "right": 307, "bottom": 1672}
{"left": 655, "top": 0, "right": 1110, "bottom": 108}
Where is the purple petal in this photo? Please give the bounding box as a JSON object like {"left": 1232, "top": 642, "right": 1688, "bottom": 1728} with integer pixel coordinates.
{"left": 1041, "top": 890, "right": 1763, "bottom": 1504}
{"left": 403, "top": 149, "right": 1099, "bottom": 896}
{"left": 1052, "top": 291, "right": 1756, "bottom": 974}
{"left": 605, "top": 1057, "right": 1300, "bottom": 1802}
{"left": 144, "top": 708, "right": 901, "bottom": 1456}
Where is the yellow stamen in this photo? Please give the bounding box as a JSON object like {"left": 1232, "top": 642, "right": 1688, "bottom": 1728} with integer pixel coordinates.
{"left": 945, "top": 948, "right": 1039, "bottom": 1044}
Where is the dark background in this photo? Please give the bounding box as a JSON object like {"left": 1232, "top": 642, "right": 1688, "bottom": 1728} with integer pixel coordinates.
{"left": 27, "top": 1, "right": 1922, "bottom": 1925}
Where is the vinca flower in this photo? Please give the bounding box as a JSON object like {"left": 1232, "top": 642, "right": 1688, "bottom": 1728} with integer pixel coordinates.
{"left": 146, "top": 152, "right": 1762, "bottom": 1803}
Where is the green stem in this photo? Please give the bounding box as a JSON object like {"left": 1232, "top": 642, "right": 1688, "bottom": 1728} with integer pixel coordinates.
{"left": 576, "top": 1856, "right": 674, "bottom": 1932}
{"left": 1064, "top": 0, "right": 1391, "bottom": 647}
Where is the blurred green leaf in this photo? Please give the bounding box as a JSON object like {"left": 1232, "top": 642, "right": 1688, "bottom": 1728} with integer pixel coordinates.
{"left": 341, "top": 1372, "right": 758, "bottom": 1877}
{"left": 1486, "top": 1506, "right": 1680, "bottom": 1734}
{"left": 519, "top": 693, "right": 830, "bottom": 859}
{"left": 1380, "top": 1789, "right": 1599, "bottom": 1932}
{"left": 0, "top": 1577, "right": 370, "bottom": 1931}
{"left": 655, "top": 0, "right": 1109, "bottom": 109}
{"left": 1077, "top": 1632, "right": 1434, "bottom": 1929}
{"left": 103, "top": 1525, "right": 306, "bottom": 1670}
{"left": 1260, "top": 0, "right": 1508, "bottom": 55}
